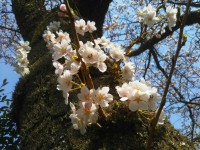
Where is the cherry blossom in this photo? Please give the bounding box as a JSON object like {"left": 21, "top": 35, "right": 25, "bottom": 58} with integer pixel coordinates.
{"left": 166, "top": 6, "right": 177, "bottom": 31}
{"left": 96, "top": 51, "right": 107, "bottom": 72}
{"left": 79, "top": 43, "right": 99, "bottom": 64}
{"left": 53, "top": 61, "right": 64, "bottom": 75}
{"left": 91, "top": 87, "right": 113, "bottom": 107}
{"left": 137, "top": 4, "right": 159, "bottom": 27}
{"left": 57, "top": 70, "right": 73, "bottom": 92}
{"left": 75, "top": 19, "right": 87, "bottom": 35}
{"left": 69, "top": 102, "right": 98, "bottom": 134}
{"left": 13, "top": 41, "right": 31, "bottom": 76}
{"left": 78, "top": 86, "right": 93, "bottom": 102}
{"left": 109, "top": 44, "right": 125, "bottom": 61}
{"left": 121, "top": 61, "right": 135, "bottom": 81}
{"left": 87, "top": 21, "right": 97, "bottom": 33}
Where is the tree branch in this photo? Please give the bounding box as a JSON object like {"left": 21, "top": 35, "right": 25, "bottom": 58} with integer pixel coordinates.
{"left": 168, "top": 1, "right": 200, "bottom": 8}
{"left": 0, "top": 25, "right": 20, "bottom": 33}
{"left": 128, "top": 10, "right": 200, "bottom": 57}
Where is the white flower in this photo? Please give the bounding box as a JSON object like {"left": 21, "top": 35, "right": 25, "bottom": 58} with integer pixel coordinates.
{"left": 69, "top": 102, "right": 98, "bottom": 134}
{"left": 53, "top": 61, "right": 64, "bottom": 75}
{"left": 79, "top": 43, "right": 99, "bottom": 64}
{"left": 95, "top": 36, "right": 111, "bottom": 48}
{"left": 91, "top": 87, "right": 113, "bottom": 107}
{"left": 147, "top": 87, "right": 161, "bottom": 111}
{"left": 43, "top": 30, "right": 56, "bottom": 43}
{"left": 129, "top": 80, "right": 150, "bottom": 92}
{"left": 15, "top": 66, "right": 30, "bottom": 76}
{"left": 56, "top": 30, "right": 71, "bottom": 43}
{"left": 166, "top": 6, "right": 177, "bottom": 31}
{"left": 128, "top": 90, "right": 149, "bottom": 112}
{"left": 53, "top": 39, "right": 72, "bottom": 60}
{"left": 121, "top": 61, "right": 135, "bottom": 81}
{"left": 78, "top": 102, "right": 99, "bottom": 124}
{"left": 69, "top": 102, "right": 87, "bottom": 135}
{"left": 13, "top": 40, "right": 31, "bottom": 76}
{"left": 137, "top": 4, "right": 159, "bottom": 27}
{"left": 15, "top": 41, "right": 31, "bottom": 52}
{"left": 96, "top": 51, "right": 107, "bottom": 72}
{"left": 87, "top": 21, "right": 97, "bottom": 33}
{"left": 166, "top": 6, "right": 177, "bottom": 20}
{"left": 143, "top": 4, "right": 159, "bottom": 27}
{"left": 75, "top": 19, "right": 87, "bottom": 35}
{"left": 17, "top": 48, "right": 28, "bottom": 58}
{"left": 140, "top": 78, "right": 161, "bottom": 110}
{"left": 109, "top": 44, "right": 125, "bottom": 61}
{"left": 70, "top": 61, "right": 81, "bottom": 75}
{"left": 78, "top": 86, "right": 93, "bottom": 102}
{"left": 57, "top": 70, "right": 72, "bottom": 92}
{"left": 116, "top": 83, "right": 131, "bottom": 101}
{"left": 17, "top": 56, "right": 29, "bottom": 67}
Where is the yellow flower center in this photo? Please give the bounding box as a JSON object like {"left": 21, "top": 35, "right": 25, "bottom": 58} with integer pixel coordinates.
{"left": 85, "top": 94, "right": 90, "bottom": 101}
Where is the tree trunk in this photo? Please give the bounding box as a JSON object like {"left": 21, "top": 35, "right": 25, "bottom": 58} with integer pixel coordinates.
{"left": 12, "top": 0, "right": 195, "bottom": 149}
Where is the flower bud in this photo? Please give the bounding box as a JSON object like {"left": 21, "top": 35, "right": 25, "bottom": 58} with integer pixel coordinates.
{"left": 60, "top": 4, "right": 67, "bottom": 12}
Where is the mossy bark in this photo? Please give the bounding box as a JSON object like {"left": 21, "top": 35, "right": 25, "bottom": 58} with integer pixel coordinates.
{"left": 12, "top": 0, "right": 195, "bottom": 149}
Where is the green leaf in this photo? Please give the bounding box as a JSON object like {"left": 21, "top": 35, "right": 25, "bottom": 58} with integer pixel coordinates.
{"left": 1, "top": 95, "right": 7, "bottom": 102}
{"left": 2, "top": 79, "right": 8, "bottom": 87}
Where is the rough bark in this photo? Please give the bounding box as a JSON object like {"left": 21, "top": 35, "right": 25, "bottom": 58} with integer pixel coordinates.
{"left": 12, "top": 0, "right": 195, "bottom": 149}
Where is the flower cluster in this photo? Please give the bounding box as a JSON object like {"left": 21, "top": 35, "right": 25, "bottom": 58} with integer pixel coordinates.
{"left": 136, "top": 4, "right": 177, "bottom": 31}
{"left": 70, "top": 86, "right": 113, "bottom": 134}
{"left": 116, "top": 78, "right": 161, "bottom": 112}
{"left": 43, "top": 5, "right": 165, "bottom": 134}
{"left": 75, "top": 19, "right": 97, "bottom": 35}
{"left": 13, "top": 41, "right": 31, "bottom": 76}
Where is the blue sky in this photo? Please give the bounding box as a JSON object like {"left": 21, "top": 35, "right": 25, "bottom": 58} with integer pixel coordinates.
{"left": 0, "top": 61, "right": 20, "bottom": 99}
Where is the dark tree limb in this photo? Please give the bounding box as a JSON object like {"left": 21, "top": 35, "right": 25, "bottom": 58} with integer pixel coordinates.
{"left": 11, "top": 0, "right": 46, "bottom": 41}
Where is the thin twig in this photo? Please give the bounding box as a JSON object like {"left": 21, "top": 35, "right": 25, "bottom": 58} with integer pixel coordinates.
{"left": 147, "top": 0, "right": 193, "bottom": 149}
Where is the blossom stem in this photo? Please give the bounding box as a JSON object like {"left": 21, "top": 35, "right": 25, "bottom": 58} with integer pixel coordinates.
{"left": 69, "top": 87, "right": 82, "bottom": 92}
{"left": 65, "top": 0, "right": 81, "bottom": 58}
{"left": 71, "top": 81, "right": 81, "bottom": 86}
{"left": 89, "top": 33, "right": 96, "bottom": 47}
{"left": 98, "top": 105, "right": 107, "bottom": 119}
